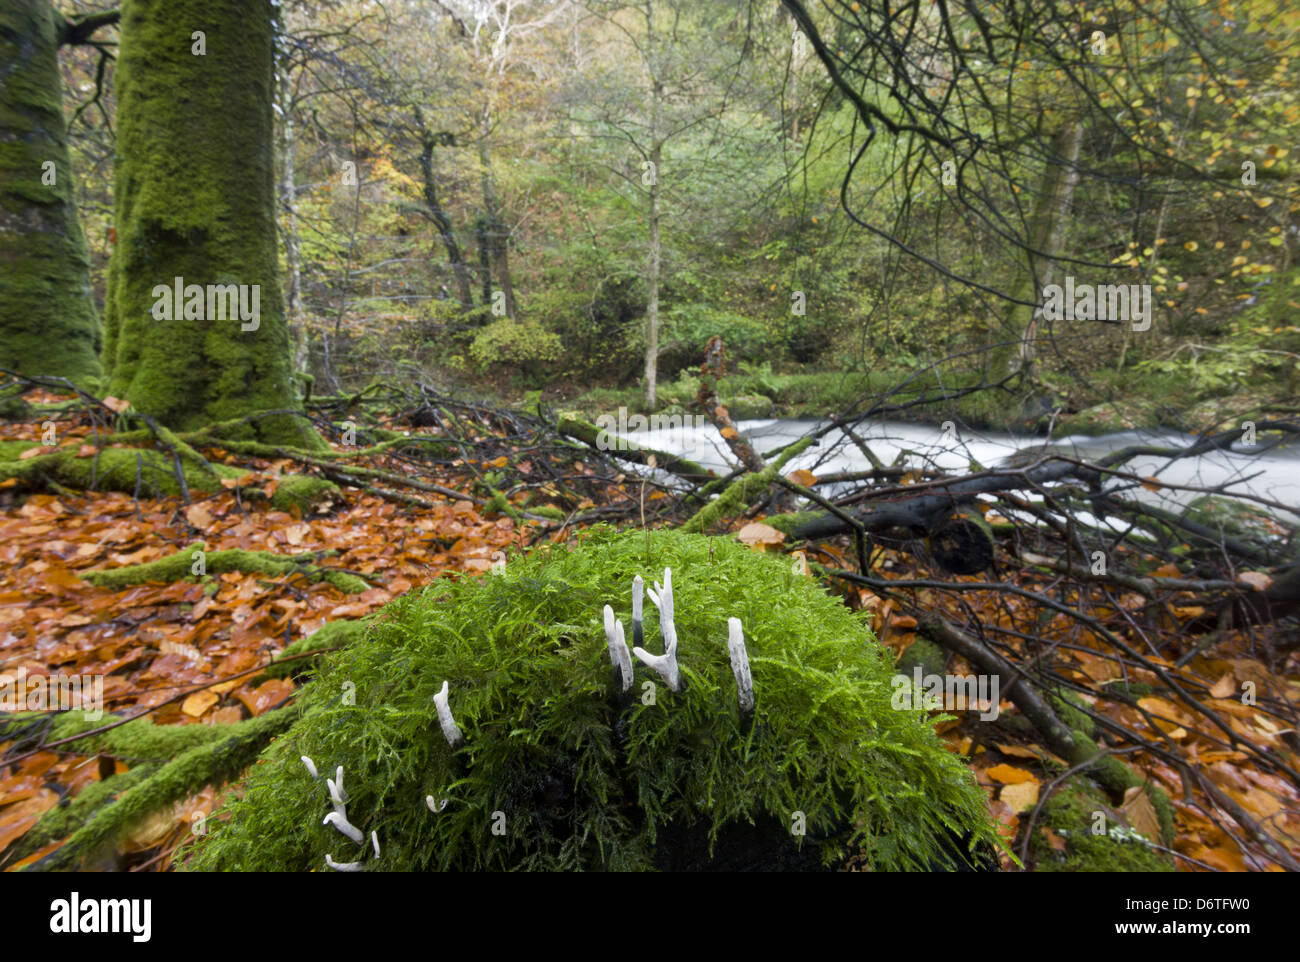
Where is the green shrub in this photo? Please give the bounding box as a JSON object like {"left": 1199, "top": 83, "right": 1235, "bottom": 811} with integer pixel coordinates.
{"left": 185, "top": 528, "right": 999, "bottom": 871}
{"left": 469, "top": 319, "right": 563, "bottom": 372}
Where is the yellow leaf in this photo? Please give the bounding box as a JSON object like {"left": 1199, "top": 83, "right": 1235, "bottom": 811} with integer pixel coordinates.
{"left": 786, "top": 469, "right": 817, "bottom": 487}
{"left": 1000, "top": 780, "right": 1040, "bottom": 813}
{"left": 182, "top": 690, "right": 219, "bottom": 718}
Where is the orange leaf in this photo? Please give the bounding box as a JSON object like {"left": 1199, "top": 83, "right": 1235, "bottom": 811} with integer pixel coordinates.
{"left": 986, "top": 763, "right": 1036, "bottom": 785}
{"left": 787, "top": 469, "right": 817, "bottom": 487}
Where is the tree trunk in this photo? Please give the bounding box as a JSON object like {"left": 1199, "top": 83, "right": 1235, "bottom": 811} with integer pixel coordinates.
{"left": 0, "top": 0, "right": 103, "bottom": 384}
{"left": 644, "top": 136, "right": 662, "bottom": 411}
{"left": 475, "top": 214, "right": 493, "bottom": 310}
{"left": 478, "top": 106, "right": 516, "bottom": 318}
{"left": 418, "top": 124, "right": 474, "bottom": 310}
{"left": 991, "top": 122, "right": 1083, "bottom": 384}
{"left": 103, "top": 0, "right": 303, "bottom": 443}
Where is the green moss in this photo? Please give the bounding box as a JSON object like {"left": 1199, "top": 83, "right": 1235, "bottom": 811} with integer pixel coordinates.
{"left": 1028, "top": 777, "right": 1175, "bottom": 872}
{"left": 1101, "top": 679, "right": 1157, "bottom": 703}
{"left": 0, "top": 0, "right": 103, "bottom": 384}
{"left": 261, "top": 618, "right": 371, "bottom": 680}
{"left": 896, "top": 638, "right": 947, "bottom": 678}
{"left": 727, "top": 394, "right": 775, "bottom": 419}
{"left": 80, "top": 541, "right": 369, "bottom": 594}
{"left": 1050, "top": 691, "right": 1096, "bottom": 736}
{"left": 186, "top": 527, "right": 1000, "bottom": 872}
{"left": 270, "top": 475, "right": 341, "bottom": 514}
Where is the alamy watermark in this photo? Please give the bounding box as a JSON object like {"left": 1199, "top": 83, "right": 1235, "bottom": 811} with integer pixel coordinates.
{"left": 891, "top": 666, "right": 1000, "bottom": 721}
{"left": 1041, "top": 276, "right": 1152, "bottom": 332}
{"left": 151, "top": 276, "right": 260, "bottom": 331}
{"left": 595, "top": 407, "right": 710, "bottom": 456}
{"left": 0, "top": 667, "right": 103, "bottom": 720}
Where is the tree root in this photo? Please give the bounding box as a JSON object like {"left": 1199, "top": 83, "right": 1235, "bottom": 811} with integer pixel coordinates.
{"left": 79, "top": 541, "right": 370, "bottom": 593}
{"left": 0, "top": 444, "right": 244, "bottom": 498}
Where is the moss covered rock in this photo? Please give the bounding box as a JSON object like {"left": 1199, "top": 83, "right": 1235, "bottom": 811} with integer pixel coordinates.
{"left": 185, "top": 528, "right": 999, "bottom": 871}
{"left": 727, "top": 394, "right": 775, "bottom": 420}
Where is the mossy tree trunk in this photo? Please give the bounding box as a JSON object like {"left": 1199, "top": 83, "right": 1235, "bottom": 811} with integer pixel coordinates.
{"left": 0, "top": 0, "right": 104, "bottom": 384}
{"left": 103, "top": 0, "right": 304, "bottom": 442}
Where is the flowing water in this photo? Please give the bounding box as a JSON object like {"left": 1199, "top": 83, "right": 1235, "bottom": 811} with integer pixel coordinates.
{"left": 614, "top": 417, "right": 1300, "bottom": 525}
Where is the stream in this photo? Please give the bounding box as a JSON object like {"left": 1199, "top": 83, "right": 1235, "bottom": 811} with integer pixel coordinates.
{"left": 615, "top": 417, "right": 1300, "bottom": 526}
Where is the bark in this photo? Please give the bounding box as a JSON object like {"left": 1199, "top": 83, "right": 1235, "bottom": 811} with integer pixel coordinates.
{"left": 103, "top": 0, "right": 306, "bottom": 444}
{"left": 0, "top": 0, "right": 103, "bottom": 384}
{"left": 992, "top": 122, "right": 1083, "bottom": 384}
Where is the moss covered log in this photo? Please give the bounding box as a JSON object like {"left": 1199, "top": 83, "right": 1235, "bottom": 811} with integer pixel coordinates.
{"left": 0, "top": 444, "right": 244, "bottom": 497}
{"left": 681, "top": 438, "right": 811, "bottom": 533}
{"left": 260, "top": 617, "right": 371, "bottom": 680}
{"left": 80, "top": 541, "right": 369, "bottom": 593}
{"left": 185, "top": 527, "right": 1000, "bottom": 871}
{"left": 0, "top": 0, "right": 102, "bottom": 383}
{"left": 25, "top": 707, "right": 297, "bottom": 871}
{"left": 103, "top": 0, "right": 306, "bottom": 444}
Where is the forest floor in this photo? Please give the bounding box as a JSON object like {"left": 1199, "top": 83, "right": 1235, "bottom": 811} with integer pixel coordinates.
{"left": 0, "top": 389, "right": 1297, "bottom": 871}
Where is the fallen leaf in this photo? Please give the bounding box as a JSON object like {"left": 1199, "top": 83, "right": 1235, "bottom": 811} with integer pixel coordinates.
{"left": 1236, "top": 570, "right": 1273, "bottom": 591}
{"left": 736, "top": 522, "right": 785, "bottom": 549}
{"left": 1121, "top": 786, "right": 1162, "bottom": 842}
{"left": 1043, "top": 828, "right": 1068, "bottom": 852}
{"left": 786, "top": 469, "right": 817, "bottom": 487}
{"left": 182, "top": 690, "right": 219, "bottom": 718}
{"left": 1209, "top": 672, "right": 1237, "bottom": 699}
{"left": 1000, "top": 780, "right": 1040, "bottom": 813}
{"left": 986, "top": 763, "right": 1036, "bottom": 785}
